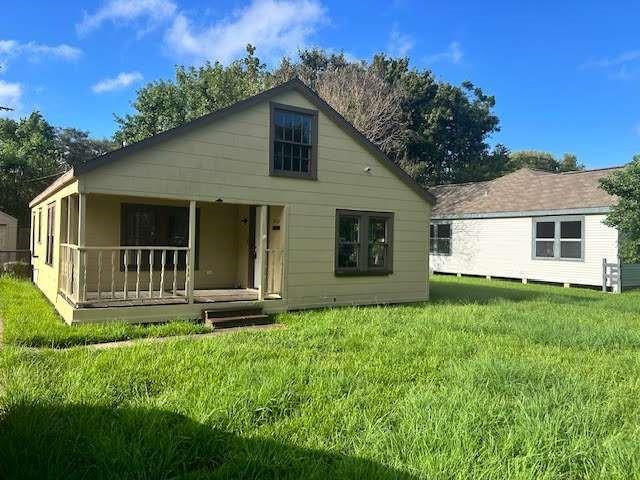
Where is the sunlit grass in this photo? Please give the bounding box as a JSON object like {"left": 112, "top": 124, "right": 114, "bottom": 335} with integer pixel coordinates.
{"left": 0, "top": 276, "right": 208, "bottom": 348}
{"left": 1, "top": 275, "right": 640, "bottom": 478}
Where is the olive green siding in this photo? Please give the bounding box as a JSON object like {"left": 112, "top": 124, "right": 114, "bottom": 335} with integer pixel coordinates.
{"left": 32, "top": 88, "right": 431, "bottom": 319}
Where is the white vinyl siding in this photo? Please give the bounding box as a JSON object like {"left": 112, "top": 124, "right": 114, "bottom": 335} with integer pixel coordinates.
{"left": 430, "top": 214, "right": 618, "bottom": 286}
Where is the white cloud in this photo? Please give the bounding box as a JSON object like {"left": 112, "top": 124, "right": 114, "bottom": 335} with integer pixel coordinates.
{"left": 77, "top": 0, "right": 177, "bottom": 35}
{"left": 387, "top": 25, "right": 413, "bottom": 58}
{"left": 165, "top": 0, "right": 327, "bottom": 64}
{"left": 92, "top": 71, "right": 143, "bottom": 93}
{"left": 0, "top": 39, "right": 82, "bottom": 69}
{"left": 425, "top": 41, "right": 463, "bottom": 65}
{"left": 582, "top": 50, "right": 640, "bottom": 69}
{"left": 0, "top": 80, "right": 22, "bottom": 117}
{"left": 581, "top": 49, "right": 640, "bottom": 80}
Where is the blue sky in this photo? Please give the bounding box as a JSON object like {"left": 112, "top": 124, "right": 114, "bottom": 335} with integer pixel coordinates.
{"left": 1, "top": 0, "right": 638, "bottom": 169}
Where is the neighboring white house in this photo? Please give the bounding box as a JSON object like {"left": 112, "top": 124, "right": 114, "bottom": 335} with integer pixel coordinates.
{"left": 428, "top": 167, "right": 623, "bottom": 288}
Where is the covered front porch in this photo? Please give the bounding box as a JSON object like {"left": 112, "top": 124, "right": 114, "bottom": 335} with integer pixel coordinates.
{"left": 56, "top": 193, "right": 285, "bottom": 316}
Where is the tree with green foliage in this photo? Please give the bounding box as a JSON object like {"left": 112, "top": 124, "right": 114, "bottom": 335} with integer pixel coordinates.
{"left": 600, "top": 156, "right": 640, "bottom": 262}
{"left": 115, "top": 46, "right": 506, "bottom": 186}
{"left": 0, "top": 113, "right": 61, "bottom": 225}
{"left": 55, "top": 127, "right": 117, "bottom": 167}
{"left": 508, "top": 150, "right": 584, "bottom": 173}
{"left": 115, "top": 45, "right": 268, "bottom": 145}
{"left": 0, "top": 114, "right": 115, "bottom": 225}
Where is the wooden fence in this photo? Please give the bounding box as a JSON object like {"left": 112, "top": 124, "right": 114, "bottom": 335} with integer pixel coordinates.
{"left": 602, "top": 258, "right": 640, "bottom": 293}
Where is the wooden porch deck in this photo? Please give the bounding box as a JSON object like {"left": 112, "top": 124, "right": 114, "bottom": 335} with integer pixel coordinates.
{"left": 81, "top": 288, "right": 260, "bottom": 308}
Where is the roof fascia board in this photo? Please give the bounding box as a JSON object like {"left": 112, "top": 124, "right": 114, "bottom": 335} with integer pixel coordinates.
{"left": 432, "top": 206, "right": 612, "bottom": 220}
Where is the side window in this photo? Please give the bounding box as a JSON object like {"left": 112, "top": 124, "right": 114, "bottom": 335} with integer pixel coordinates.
{"left": 532, "top": 217, "right": 583, "bottom": 261}
{"left": 430, "top": 223, "right": 451, "bottom": 255}
{"left": 335, "top": 210, "right": 393, "bottom": 275}
{"left": 31, "top": 212, "right": 36, "bottom": 253}
{"left": 38, "top": 208, "right": 42, "bottom": 244}
{"left": 45, "top": 202, "right": 55, "bottom": 266}
{"left": 270, "top": 103, "right": 318, "bottom": 179}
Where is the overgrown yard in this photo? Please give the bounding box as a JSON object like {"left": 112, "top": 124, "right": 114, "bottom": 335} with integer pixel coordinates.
{"left": 0, "top": 276, "right": 209, "bottom": 347}
{"left": 1, "top": 275, "right": 640, "bottom": 479}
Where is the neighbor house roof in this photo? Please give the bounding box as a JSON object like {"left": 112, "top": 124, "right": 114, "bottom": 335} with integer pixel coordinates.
{"left": 430, "top": 166, "right": 622, "bottom": 219}
{"left": 31, "top": 78, "right": 434, "bottom": 206}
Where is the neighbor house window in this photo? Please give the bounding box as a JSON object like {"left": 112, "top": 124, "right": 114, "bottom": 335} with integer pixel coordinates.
{"left": 45, "top": 202, "right": 55, "bottom": 266}
{"left": 430, "top": 223, "right": 451, "bottom": 255}
{"left": 121, "top": 203, "right": 200, "bottom": 270}
{"left": 532, "top": 217, "right": 584, "bottom": 261}
{"left": 270, "top": 102, "right": 318, "bottom": 179}
{"left": 335, "top": 210, "right": 393, "bottom": 275}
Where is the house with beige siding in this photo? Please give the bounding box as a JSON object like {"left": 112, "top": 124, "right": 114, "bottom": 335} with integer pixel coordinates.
{"left": 29, "top": 79, "right": 435, "bottom": 324}
{"left": 429, "top": 167, "right": 625, "bottom": 288}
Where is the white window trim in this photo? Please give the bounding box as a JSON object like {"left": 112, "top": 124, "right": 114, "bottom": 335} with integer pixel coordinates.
{"left": 430, "top": 221, "right": 452, "bottom": 256}
{"left": 531, "top": 215, "right": 585, "bottom": 262}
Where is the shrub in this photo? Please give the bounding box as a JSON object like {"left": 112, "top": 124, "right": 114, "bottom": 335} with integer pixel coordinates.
{"left": 1, "top": 262, "right": 32, "bottom": 279}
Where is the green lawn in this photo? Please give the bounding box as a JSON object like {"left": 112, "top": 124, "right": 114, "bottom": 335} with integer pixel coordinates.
{"left": 0, "top": 276, "right": 209, "bottom": 347}
{"left": 2, "top": 275, "right": 640, "bottom": 479}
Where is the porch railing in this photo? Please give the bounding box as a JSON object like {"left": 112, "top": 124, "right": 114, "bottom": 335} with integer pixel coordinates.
{"left": 59, "top": 244, "right": 191, "bottom": 305}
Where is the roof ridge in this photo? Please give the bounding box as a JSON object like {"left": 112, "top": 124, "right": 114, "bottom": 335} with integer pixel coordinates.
{"left": 559, "top": 165, "right": 625, "bottom": 175}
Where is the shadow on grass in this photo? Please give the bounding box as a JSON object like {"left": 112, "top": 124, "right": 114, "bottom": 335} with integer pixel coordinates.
{"left": 430, "top": 277, "right": 599, "bottom": 306}
{"left": 0, "top": 402, "right": 418, "bottom": 480}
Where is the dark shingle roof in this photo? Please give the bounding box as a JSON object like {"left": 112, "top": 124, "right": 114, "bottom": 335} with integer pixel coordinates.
{"left": 430, "top": 167, "right": 621, "bottom": 218}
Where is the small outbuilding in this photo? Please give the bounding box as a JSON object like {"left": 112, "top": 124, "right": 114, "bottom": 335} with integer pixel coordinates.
{"left": 0, "top": 210, "right": 18, "bottom": 251}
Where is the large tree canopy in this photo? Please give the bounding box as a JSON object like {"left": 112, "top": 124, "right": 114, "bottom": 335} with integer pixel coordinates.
{"left": 115, "top": 46, "right": 510, "bottom": 186}
{"left": 508, "top": 150, "right": 584, "bottom": 173}
{"left": 600, "top": 156, "right": 640, "bottom": 262}
{"left": 0, "top": 113, "right": 114, "bottom": 225}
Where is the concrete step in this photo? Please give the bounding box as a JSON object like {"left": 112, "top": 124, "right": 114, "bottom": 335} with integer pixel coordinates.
{"left": 203, "top": 309, "right": 271, "bottom": 329}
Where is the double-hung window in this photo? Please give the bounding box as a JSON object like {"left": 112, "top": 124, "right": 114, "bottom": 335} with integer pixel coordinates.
{"left": 335, "top": 210, "right": 393, "bottom": 275}
{"left": 45, "top": 202, "right": 55, "bottom": 266}
{"left": 38, "top": 208, "right": 42, "bottom": 244}
{"left": 533, "top": 216, "right": 584, "bottom": 261}
{"left": 121, "top": 203, "right": 199, "bottom": 270}
{"left": 270, "top": 102, "right": 318, "bottom": 179}
{"left": 430, "top": 223, "right": 451, "bottom": 255}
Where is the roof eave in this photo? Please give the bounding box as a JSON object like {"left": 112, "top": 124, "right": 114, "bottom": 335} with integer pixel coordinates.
{"left": 29, "top": 169, "right": 76, "bottom": 208}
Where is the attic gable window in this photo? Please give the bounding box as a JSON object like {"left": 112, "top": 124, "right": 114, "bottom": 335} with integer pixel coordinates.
{"left": 269, "top": 102, "right": 318, "bottom": 179}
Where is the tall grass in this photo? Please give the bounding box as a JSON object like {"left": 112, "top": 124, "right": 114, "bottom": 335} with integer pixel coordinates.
{"left": 1, "top": 275, "right": 640, "bottom": 478}
{"left": 0, "top": 276, "right": 208, "bottom": 347}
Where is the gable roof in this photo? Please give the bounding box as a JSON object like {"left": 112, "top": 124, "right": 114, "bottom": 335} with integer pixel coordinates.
{"left": 0, "top": 210, "right": 17, "bottom": 223}
{"left": 430, "top": 166, "right": 622, "bottom": 219}
{"left": 65, "top": 78, "right": 434, "bottom": 205}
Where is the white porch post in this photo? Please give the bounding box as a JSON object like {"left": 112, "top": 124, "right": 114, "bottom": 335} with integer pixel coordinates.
{"left": 257, "top": 205, "right": 268, "bottom": 301}
{"left": 76, "top": 193, "right": 86, "bottom": 303}
{"left": 187, "top": 200, "right": 196, "bottom": 303}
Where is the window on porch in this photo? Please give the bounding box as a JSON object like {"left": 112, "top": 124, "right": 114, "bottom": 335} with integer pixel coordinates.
{"left": 120, "top": 203, "right": 200, "bottom": 270}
